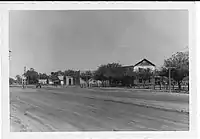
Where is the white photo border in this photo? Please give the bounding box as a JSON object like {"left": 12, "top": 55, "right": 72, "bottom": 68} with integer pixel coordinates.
{"left": 0, "top": 2, "right": 197, "bottom": 139}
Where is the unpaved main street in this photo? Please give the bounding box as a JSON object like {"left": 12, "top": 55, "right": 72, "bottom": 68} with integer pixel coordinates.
{"left": 10, "top": 86, "right": 189, "bottom": 132}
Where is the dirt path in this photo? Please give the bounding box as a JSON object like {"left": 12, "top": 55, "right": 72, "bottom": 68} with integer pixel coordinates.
{"left": 10, "top": 87, "right": 189, "bottom": 132}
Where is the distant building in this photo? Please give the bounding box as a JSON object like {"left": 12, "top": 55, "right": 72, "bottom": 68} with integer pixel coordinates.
{"left": 122, "top": 58, "right": 156, "bottom": 86}
{"left": 22, "top": 75, "right": 26, "bottom": 85}
{"left": 133, "top": 58, "right": 156, "bottom": 72}
{"left": 48, "top": 79, "right": 53, "bottom": 85}
{"left": 88, "top": 79, "right": 102, "bottom": 87}
{"left": 38, "top": 79, "right": 47, "bottom": 85}
{"left": 65, "top": 76, "right": 74, "bottom": 86}
{"left": 48, "top": 75, "right": 60, "bottom": 85}
{"left": 48, "top": 74, "right": 75, "bottom": 86}
{"left": 58, "top": 75, "right": 64, "bottom": 86}
{"left": 53, "top": 79, "right": 60, "bottom": 85}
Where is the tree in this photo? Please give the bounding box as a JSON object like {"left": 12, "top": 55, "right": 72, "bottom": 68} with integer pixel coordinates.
{"left": 9, "top": 77, "right": 16, "bottom": 85}
{"left": 136, "top": 68, "right": 153, "bottom": 86}
{"left": 93, "top": 64, "right": 108, "bottom": 81}
{"left": 154, "top": 68, "right": 169, "bottom": 89}
{"left": 15, "top": 75, "right": 22, "bottom": 84}
{"left": 123, "top": 67, "right": 136, "bottom": 87}
{"left": 105, "top": 63, "right": 124, "bottom": 82}
{"left": 64, "top": 69, "right": 81, "bottom": 85}
{"left": 24, "top": 68, "right": 39, "bottom": 84}
{"left": 57, "top": 70, "right": 64, "bottom": 76}
{"left": 158, "top": 67, "right": 168, "bottom": 77}
{"left": 30, "top": 68, "right": 34, "bottom": 71}
{"left": 163, "top": 51, "right": 189, "bottom": 90}
{"left": 94, "top": 63, "right": 125, "bottom": 86}
{"left": 50, "top": 72, "right": 59, "bottom": 83}
{"left": 38, "top": 73, "right": 49, "bottom": 79}
{"left": 80, "top": 70, "right": 93, "bottom": 82}
{"left": 64, "top": 70, "right": 76, "bottom": 77}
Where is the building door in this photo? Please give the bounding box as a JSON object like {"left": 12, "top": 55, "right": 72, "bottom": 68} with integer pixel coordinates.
{"left": 69, "top": 79, "right": 71, "bottom": 85}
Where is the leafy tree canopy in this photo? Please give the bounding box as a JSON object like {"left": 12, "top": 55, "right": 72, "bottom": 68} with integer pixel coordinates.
{"left": 162, "top": 51, "right": 189, "bottom": 89}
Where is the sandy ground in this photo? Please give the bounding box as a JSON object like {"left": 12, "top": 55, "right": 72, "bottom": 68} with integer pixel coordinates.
{"left": 10, "top": 86, "right": 189, "bottom": 132}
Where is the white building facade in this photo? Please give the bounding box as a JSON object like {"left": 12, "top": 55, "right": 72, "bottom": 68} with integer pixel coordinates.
{"left": 38, "top": 79, "right": 47, "bottom": 84}
{"left": 65, "top": 76, "right": 73, "bottom": 86}
{"left": 22, "top": 75, "right": 27, "bottom": 85}
{"left": 133, "top": 59, "right": 156, "bottom": 72}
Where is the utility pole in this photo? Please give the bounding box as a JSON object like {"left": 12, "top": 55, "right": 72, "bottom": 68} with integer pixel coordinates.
{"left": 168, "top": 67, "right": 176, "bottom": 93}
{"left": 169, "top": 68, "right": 171, "bottom": 93}
{"left": 23, "top": 66, "right": 26, "bottom": 88}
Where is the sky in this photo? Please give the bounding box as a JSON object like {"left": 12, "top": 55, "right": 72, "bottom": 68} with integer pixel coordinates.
{"left": 9, "top": 10, "right": 188, "bottom": 78}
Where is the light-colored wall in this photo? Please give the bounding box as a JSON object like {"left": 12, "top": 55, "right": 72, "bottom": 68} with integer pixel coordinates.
{"left": 65, "top": 77, "right": 73, "bottom": 85}
{"left": 80, "top": 78, "right": 87, "bottom": 84}
{"left": 133, "top": 65, "right": 155, "bottom": 72}
{"left": 88, "top": 79, "right": 103, "bottom": 87}
{"left": 80, "top": 78, "right": 87, "bottom": 87}
{"left": 39, "top": 79, "right": 47, "bottom": 84}
{"left": 48, "top": 80, "right": 53, "bottom": 85}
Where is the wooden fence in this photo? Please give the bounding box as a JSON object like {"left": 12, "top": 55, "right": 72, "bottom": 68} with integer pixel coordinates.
{"left": 132, "top": 84, "right": 189, "bottom": 92}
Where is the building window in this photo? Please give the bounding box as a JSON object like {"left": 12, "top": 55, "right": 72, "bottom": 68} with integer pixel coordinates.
{"left": 139, "top": 79, "right": 142, "bottom": 83}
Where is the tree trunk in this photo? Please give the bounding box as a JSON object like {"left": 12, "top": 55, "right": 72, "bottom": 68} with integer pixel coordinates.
{"left": 143, "top": 80, "right": 145, "bottom": 88}
{"left": 132, "top": 78, "right": 134, "bottom": 86}
{"left": 109, "top": 77, "right": 111, "bottom": 86}
{"left": 160, "top": 83, "right": 161, "bottom": 90}
{"left": 178, "top": 81, "right": 181, "bottom": 90}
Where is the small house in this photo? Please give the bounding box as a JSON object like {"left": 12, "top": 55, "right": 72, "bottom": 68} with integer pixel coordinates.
{"left": 48, "top": 79, "right": 53, "bottom": 85}
{"left": 64, "top": 76, "right": 74, "bottom": 86}
{"left": 88, "top": 79, "right": 102, "bottom": 87}
{"left": 22, "top": 75, "right": 27, "bottom": 85}
{"left": 58, "top": 75, "right": 64, "bottom": 85}
{"left": 38, "top": 79, "right": 47, "bottom": 85}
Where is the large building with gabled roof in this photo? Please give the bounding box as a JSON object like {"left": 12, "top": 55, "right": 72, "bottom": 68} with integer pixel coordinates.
{"left": 122, "top": 58, "right": 156, "bottom": 73}
{"left": 133, "top": 58, "right": 156, "bottom": 72}
{"left": 122, "top": 58, "right": 156, "bottom": 86}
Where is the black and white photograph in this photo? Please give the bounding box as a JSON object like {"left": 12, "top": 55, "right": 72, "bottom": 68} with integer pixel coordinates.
{"left": 0, "top": 2, "right": 198, "bottom": 139}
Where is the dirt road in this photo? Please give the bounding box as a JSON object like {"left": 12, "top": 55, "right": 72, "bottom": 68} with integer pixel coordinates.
{"left": 10, "top": 86, "right": 189, "bottom": 132}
